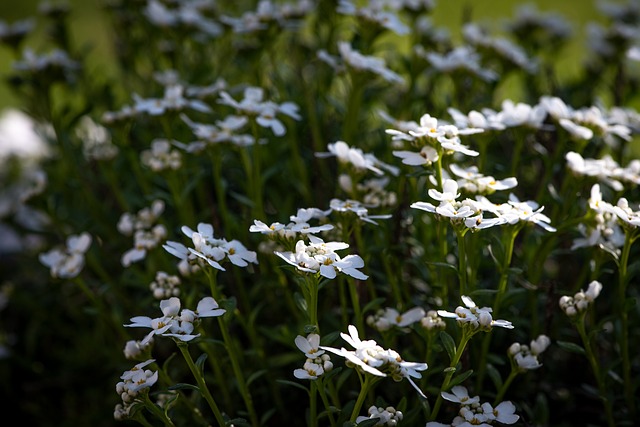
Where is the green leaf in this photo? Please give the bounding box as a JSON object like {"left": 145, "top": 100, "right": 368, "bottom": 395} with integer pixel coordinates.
{"left": 195, "top": 353, "right": 208, "bottom": 374}
{"left": 556, "top": 340, "right": 586, "bottom": 355}
{"left": 276, "top": 379, "right": 310, "bottom": 394}
{"left": 362, "top": 297, "right": 386, "bottom": 314}
{"left": 486, "top": 364, "right": 503, "bottom": 390}
{"left": 168, "top": 383, "right": 200, "bottom": 392}
{"left": 246, "top": 369, "right": 268, "bottom": 387}
{"left": 440, "top": 331, "right": 456, "bottom": 362}
{"left": 304, "top": 324, "right": 319, "bottom": 334}
{"left": 425, "top": 261, "right": 458, "bottom": 271}
{"left": 449, "top": 369, "right": 474, "bottom": 387}
{"left": 355, "top": 418, "right": 382, "bottom": 427}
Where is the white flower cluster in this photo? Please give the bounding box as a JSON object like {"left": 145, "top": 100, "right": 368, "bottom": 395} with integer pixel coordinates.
{"left": 446, "top": 164, "right": 518, "bottom": 195}
{"left": 421, "top": 309, "right": 447, "bottom": 331}
{"left": 356, "top": 405, "right": 404, "bottom": 427}
{"left": 559, "top": 281, "right": 603, "bottom": 316}
{"left": 125, "top": 296, "right": 226, "bottom": 344}
{"left": 412, "top": 179, "right": 555, "bottom": 232}
{"left": 427, "top": 386, "right": 519, "bottom": 426}
{"left": 144, "top": 0, "right": 222, "bottom": 37}
{"left": 388, "top": 113, "right": 482, "bottom": 159}
{"left": 463, "top": 23, "right": 538, "bottom": 73}
{"left": 367, "top": 306, "right": 426, "bottom": 332}
{"left": 149, "top": 271, "right": 181, "bottom": 300}
{"left": 249, "top": 207, "right": 333, "bottom": 241}
{"left": 566, "top": 151, "right": 640, "bottom": 191}
{"left": 329, "top": 198, "right": 393, "bottom": 225}
{"left": 39, "top": 232, "right": 92, "bottom": 279}
{"left": 118, "top": 200, "right": 167, "bottom": 267}
{"left": 316, "top": 140, "right": 400, "bottom": 177}
{"left": 342, "top": 176, "right": 398, "bottom": 209}
{"left": 140, "top": 139, "right": 182, "bottom": 172}
{"left": 415, "top": 45, "right": 498, "bottom": 82}
{"left": 337, "top": 0, "right": 410, "bottom": 35}
{"left": 571, "top": 184, "right": 625, "bottom": 253}
{"left": 321, "top": 325, "right": 428, "bottom": 398}
{"left": 293, "top": 333, "right": 333, "bottom": 380}
{"left": 220, "top": 0, "right": 314, "bottom": 34}
{"left": 508, "top": 335, "right": 551, "bottom": 371}
{"left": 218, "top": 86, "right": 301, "bottom": 137}
{"left": 275, "top": 235, "right": 367, "bottom": 280}
{"left": 438, "top": 296, "right": 514, "bottom": 332}
{"left": 76, "top": 116, "right": 118, "bottom": 161}
{"left": 164, "top": 222, "right": 258, "bottom": 272}
{"left": 180, "top": 114, "right": 253, "bottom": 151}
{"left": 114, "top": 359, "right": 158, "bottom": 421}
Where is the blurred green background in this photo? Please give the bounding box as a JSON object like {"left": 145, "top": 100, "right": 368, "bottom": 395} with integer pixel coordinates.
{"left": 0, "top": 0, "right": 616, "bottom": 111}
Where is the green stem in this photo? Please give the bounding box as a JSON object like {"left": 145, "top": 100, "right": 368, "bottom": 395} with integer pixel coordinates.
{"left": 250, "top": 119, "right": 265, "bottom": 220}
{"left": 348, "top": 278, "right": 364, "bottom": 334}
{"left": 316, "top": 378, "right": 337, "bottom": 427}
{"left": 429, "top": 330, "right": 473, "bottom": 421}
{"left": 349, "top": 373, "right": 378, "bottom": 423}
{"left": 575, "top": 318, "right": 615, "bottom": 427}
{"left": 209, "top": 147, "right": 234, "bottom": 235}
{"left": 310, "top": 380, "right": 318, "bottom": 427}
{"left": 493, "top": 368, "right": 519, "bottom": 405}
{"left": 206, "top": 269, "right": 259, "bottom": 427}
{"left": 141, "top": 393, "right": 176, "bottom": 427}
{"left": 617, "top": 230, "right": 636, "bottom": 418}
{"left": 455, "top": 227, "right": 468, "bottom": 296}
{"left": 475, "top": 226, "right": 519, "bottom": 390}
{"left": 177, "top": 343, "right": 227, "bottom": 427}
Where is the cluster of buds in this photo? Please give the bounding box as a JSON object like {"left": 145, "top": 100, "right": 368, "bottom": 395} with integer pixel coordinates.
{"left": 420, "top": 309, "right": 447, "bottom": 331}
{"left": 114, "top": 360, "right": 158, "bottom": 420}
{"left": 508, "top": 335, "right": 551, "bottom": 371}
{"left": 149, "top": 271, "right": 181, "bottom": 299}
{"left": 118, "top": 200, "right": 167, "bottom": 267}
{"left": 559, "top": 281, "right": 603, "bottom": 316}
{"left": 356, "top": 405, "right": 404, "bottom": 426}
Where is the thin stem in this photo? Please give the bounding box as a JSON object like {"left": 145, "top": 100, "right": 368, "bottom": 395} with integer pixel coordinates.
{"left": 575, "top": 318, "right": 615, "bottom": 427}
{"left": 455, "top": 228, "right": 468, "bottom": 296}
{"left": 429, "top": 331, "right": 473, "bottom": 421}
{"left": 617, "top": 230, "right": 636, "bottom": 418}
{"left": 310, "top": 380, "right": 318, "bottom": 427}
{"left": 177, "top": 343, "right": 227, "bottom": 427}
{"left": 348, "top": 278, "right": 364, "bottom": 334}
{"left": 316, "top": 378, "right": 337, "bottom": 427}
{"left": 349, "top": 373, "right": 379, "bottom": 423}
{"left": 475, "top": 226, "right": 519, "bottom": 389}
{"left": 493, "top": 368, "right": 519, "bottom": 405}
{"left": 206, "top": 269, "right": 259, "bottom": 427}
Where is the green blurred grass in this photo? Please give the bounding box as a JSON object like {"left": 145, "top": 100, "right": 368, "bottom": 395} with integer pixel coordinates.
{"left": 0, "top": 0, "right": 609, "bottom": 111}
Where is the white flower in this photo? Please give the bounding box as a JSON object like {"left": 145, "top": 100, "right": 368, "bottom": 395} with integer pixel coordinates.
{"left": 329, "top": 198, "right": 392, "bottom": 225}
{"left": 321, "top": 325, "right": 428, "bottom": 397}
{"left": 441, "top": 385, "right": 480, "bottom": 405}
{"left": 438, "top": 295, "right": 514, "bottom": 331}
{"left": 293, "top": 361, "right": 325, "bottom": 380}
{"left": 295, "top": 333, "right": 325, "bottom": 358}
{"left": 338, "top": 41, "right": 405, "bottom": 84}
{"left": 124, "top": 296, "right": 225, "bottom": 344}
{"left": 39, "top": 232, "right": 92, "bottom": 279}
{"left": 367, "top": 306, "right": 426, "bottom": 331}
{"left": 166, "top": 222, "right": 258, "bottom": 271}
{"left": 509, "top": 334, "right": 550, "bottom": 371}
{"left": 275, "top": 235, "right": 367, "bottom": 280}
{"left": 316, "top": 140, "right": 399, "bottom": 176}
{"left": 392, "top": 145, "right": 439, "bottom": 166}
